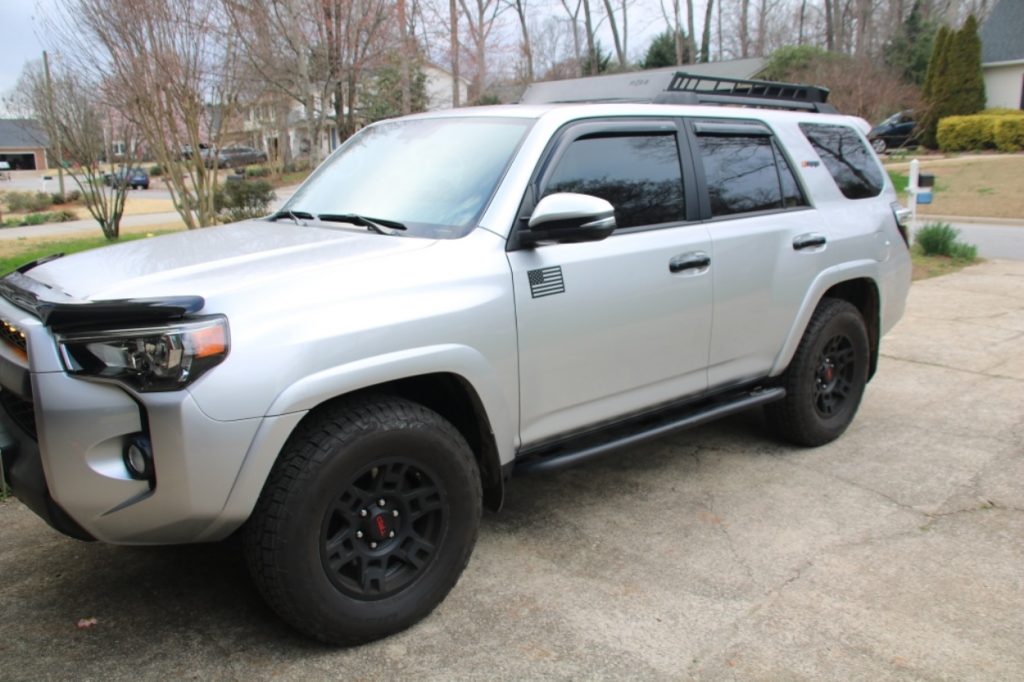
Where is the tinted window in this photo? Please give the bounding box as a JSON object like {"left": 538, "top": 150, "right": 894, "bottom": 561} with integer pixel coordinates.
{"left": 799, "top": 123, "right": 884, "bottom": 199}
{"left": 697, "top": 134, "right": 782, "bottom": 216}
{"left": 543, "top": 134, "right": 685, "bottom": 228}
{"left": 774, "top": 140, "right": 807, "bottom": 208}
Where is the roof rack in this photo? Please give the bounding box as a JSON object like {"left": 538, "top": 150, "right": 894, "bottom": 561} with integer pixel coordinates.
{"left": 654, "top": 73, "right": 836, "bottom": 113}
{"left": 517, "top": 67, "right": 837, "bottom": 114}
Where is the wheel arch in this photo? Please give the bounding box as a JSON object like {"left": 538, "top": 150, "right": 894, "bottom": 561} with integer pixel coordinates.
{"left": 771, "top": 262, "right": 882, "bottom": 380}
{"left": 311, "top": 373, "right": 507, "bottom": 512}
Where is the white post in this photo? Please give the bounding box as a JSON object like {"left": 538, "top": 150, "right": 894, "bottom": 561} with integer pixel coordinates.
{"left": 908, "top": 158, "right": 920, "bottom": 235}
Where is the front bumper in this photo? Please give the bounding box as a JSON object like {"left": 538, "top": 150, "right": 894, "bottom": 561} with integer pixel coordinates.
{"left": 0, "top": 304, "right": 267, "bottom": 545}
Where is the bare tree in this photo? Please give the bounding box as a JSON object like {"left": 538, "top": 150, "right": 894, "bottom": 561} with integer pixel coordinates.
{"left": 559, "top": 0, "right": 585, "bottom": 77}
{"left": 457, "top": 0, "right": 505, "bottom": 99}
{"left": 14, "top": 59, "right": 136, "bottom": 239}
{"left": 451, "top": 0, "right": 461, "bottom": 105}
{"left": 600, "top": 0, "right": 627, "bottom": 67}
{"left": 52, "top": 0, "right": 241, "bottom": 229}
{"left": 700, "top": 0, "right": 714, "bottom": 62}
{"left": 506, "top": 0, "right": 535, "bottom": 82}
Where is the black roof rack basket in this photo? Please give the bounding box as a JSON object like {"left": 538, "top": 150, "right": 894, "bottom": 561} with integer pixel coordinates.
{"left": 655, "top": 72, "right": 836, "bottom": 113}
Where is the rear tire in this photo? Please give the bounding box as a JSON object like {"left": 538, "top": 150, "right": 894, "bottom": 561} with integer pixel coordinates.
{"left": 244, "top": 396, "right": 481, "bottom": 645}
{"left": 766, "top": 298, "right": 869, "bottom": 446}
{"left": 872, "top": 138, "right": 887, "bottom": 154}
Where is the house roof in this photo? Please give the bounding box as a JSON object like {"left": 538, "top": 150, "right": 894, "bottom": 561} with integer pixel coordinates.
{"left": 0, "top": 119, "right": 49, "bottom": 150}
{"left": 981, "top": 0, "right": 1024, "bottom": 64}
{"left": 518, "top": 57, "right": 767, "bottom": 105}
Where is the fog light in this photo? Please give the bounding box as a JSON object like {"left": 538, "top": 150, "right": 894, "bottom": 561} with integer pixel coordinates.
{"left": 123, "top": 436, "right": 154, "bottom": 481}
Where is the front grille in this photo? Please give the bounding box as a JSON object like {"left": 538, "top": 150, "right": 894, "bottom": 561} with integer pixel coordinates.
{"left": 0, "top": 319, "right": 27, "bottom": 355}
{"left": 0, "top": 390, "right": 37, "bottom": 441}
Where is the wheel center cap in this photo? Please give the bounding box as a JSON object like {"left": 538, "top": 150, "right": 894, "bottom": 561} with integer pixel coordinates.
{"left": 371, "top": 514, "right": 390, "bottom": 540}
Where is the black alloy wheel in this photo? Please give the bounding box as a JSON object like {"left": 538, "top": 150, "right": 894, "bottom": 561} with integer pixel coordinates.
{"left": 767, "top": 298, "right": 869, "bottom": 446}
{"left": 321, "top": 458, "right": 446, "bottom": 600}
{"left": 244, "top": 396, "right": 481, "bottom": 645}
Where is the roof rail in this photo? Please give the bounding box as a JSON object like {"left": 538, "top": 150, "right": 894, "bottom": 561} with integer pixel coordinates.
{"left": 654, "top": 73, "right": 837, "bottom": 113}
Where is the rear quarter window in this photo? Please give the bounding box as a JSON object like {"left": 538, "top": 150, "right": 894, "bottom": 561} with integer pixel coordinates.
{"left": 799, "top": 123, "right": 884, "bottom": 199}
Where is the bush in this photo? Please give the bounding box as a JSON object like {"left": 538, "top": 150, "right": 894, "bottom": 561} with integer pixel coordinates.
{"left": 915, "top": 222, "right": 959, "bottom": 255}
{"left": 3, "top": 191, "right": 54, "bottom": 213}
{"left": 150, "top": 164, "right": 163, "bottom": 176}
{"left": 245, "top": 164, "right": 271, "bottom": 178}
{"left": 915, "top": 221, "right": 978, "bottom": 263}
{"left": 949, "top": 241, "right": 978, "bottom": 262}
{"left": 214, "top": 179, "right": 276, "bottom": 223}
{"left": 2, "top": 210, "right": 77, "bottom": 228}
{"left": 937, "top": 110, "right": 1024, "bottom": 151}
{"left": 993, "top": 117, "right": 1024, "bottom": 152}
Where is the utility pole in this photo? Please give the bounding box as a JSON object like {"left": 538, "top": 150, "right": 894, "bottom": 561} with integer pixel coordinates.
{"left": 42, "top": 51, "right": 66, "bottom": 198}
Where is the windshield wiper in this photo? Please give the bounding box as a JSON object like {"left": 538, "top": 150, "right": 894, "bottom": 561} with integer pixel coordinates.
{"left": 268, "top": 209, "right": 314, "bottom": 225}
{"left": 317, "top": 213, "right": 407, "bottom": 235}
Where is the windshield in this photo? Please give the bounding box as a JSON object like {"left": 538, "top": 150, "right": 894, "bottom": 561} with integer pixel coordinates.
{"left": 282, "top": 116, "right": 533, "bottom": 238}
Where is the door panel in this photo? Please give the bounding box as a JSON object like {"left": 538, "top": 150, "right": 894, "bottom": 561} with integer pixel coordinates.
{"left": 509, "top": 225, "right": 712, "bottom": 446}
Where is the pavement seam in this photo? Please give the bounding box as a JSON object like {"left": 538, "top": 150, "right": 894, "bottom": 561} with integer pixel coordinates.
{"left": 878, "top": 353, "right": 1024, "bottom": 383}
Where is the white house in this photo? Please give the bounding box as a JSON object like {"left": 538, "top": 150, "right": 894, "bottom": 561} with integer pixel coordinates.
{"left": 424, "top": 63, "right": 470, "bottom": 110}
{"left": 980, "top": 0, "right": 1024, "bottom": 110}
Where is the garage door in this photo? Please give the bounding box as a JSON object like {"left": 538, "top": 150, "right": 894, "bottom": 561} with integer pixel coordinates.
{"left": 0, "top": 153, "right": 37, "bottom": 170}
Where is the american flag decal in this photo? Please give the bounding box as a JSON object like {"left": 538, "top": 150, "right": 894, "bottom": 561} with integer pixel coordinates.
{"left": 528, "top": 266, "right": 565, "bottom": 298}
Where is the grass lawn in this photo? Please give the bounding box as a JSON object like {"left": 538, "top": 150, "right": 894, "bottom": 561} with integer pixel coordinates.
{"left": 911, "top": 249, "right": 977, "bottom": 280}
{"left": 884, "top": 154, "right": 1024, "bottom": 219}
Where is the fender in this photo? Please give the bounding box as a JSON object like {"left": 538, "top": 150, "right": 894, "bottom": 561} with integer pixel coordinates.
{"left": 769, "top": 259, "right": 881, "bottom": 377}
{"left": 197, "top": 344, "right": 517, "bottom": 541}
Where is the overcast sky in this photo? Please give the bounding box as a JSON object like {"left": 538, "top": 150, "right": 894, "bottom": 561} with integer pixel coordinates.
{"left": 0, "top": 0, "right": 55, "bottom": 113}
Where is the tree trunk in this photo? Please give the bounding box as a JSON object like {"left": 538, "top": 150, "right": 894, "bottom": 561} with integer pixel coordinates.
{"left": 398, "top": 0, "right": 411, "bottom": 114}
{"left": 450, "top": 0, "right": 460, "bottom": 106}
{"left": 513, "top": 0, "right": 533, "bottom": 82}
{"left": 798, "top": 0, "right": 807, "bottom": 45}
{"left": 700, "top": 0, "right": 714, "bottom": 62}
{"left": 740, "top": 0, "right": 750, "bottom": 58}
{"left": 601, "top": 0, "right": 625, "bottom": 68}
{"left": 825, "top": 0, "right": 835, "bottom": 51}
{"left": 685, "top": 0, "right": 696, "bottom": 64}
{"left": 582, "top": 0, "right": 597, "bottom": 75}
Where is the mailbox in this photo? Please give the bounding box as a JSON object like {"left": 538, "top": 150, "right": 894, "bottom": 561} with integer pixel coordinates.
{"left": 918, "top": 173, "right": 935, "bottom": 188}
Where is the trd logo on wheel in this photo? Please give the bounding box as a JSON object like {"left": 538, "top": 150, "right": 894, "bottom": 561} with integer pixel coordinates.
{"left": 375, "top": 515, "right": 388, "bottom": 538}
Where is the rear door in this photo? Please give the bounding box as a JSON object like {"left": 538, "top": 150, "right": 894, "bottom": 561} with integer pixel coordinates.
{"left": 507, "top": 119, "right": 713, "bottom": 446}
{"left": 686, "top": 119, "right": 825, "bottom": 388}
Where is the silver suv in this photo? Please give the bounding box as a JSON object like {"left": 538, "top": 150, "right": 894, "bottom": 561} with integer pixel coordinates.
{"left": 0, "top": 74, "right": 911, "bottom": 645}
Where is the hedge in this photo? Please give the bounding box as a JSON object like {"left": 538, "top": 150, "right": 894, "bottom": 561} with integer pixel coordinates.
{"left": 937, "top": 110, "right": 1024, "bottom": 152}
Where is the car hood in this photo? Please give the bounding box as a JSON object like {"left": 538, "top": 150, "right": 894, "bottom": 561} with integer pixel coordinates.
{"left": 23, "top": 220, "right": 437, "bottom": 301}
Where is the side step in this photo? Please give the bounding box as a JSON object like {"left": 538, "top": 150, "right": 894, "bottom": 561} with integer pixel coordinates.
{"left": 514, "top": 386, "right": 785, "bottom": 475}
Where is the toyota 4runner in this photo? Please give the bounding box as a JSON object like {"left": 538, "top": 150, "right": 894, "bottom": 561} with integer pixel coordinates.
{"left": 0, "top": 73, "right": 911, "bottom": 644}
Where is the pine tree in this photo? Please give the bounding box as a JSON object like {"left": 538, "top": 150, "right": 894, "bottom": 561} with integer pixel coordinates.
{"left": 921, "top": 25, "right": 952, "bottom": 148}
{"left": 949, "top": 15, "right": 986, "bottom": 114}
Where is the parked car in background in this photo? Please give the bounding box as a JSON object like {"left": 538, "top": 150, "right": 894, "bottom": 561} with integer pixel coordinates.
{"left": 103, "top": 167, "right": 150, "bottom": 190}
{"left": 205, "top": 145, "right": 269, "bottom": 169}
{"left": 180, "top": 143, "right": 211, "bottom": 161}
{"left": 868, "top": 111, "right": 918, "bottom": 153}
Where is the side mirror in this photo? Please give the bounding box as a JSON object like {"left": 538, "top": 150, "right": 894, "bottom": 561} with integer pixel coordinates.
{"left": 521, "top": 192, "right": 617, "bottom": 246}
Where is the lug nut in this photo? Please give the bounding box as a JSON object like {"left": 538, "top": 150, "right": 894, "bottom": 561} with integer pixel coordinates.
{"left": 389, "top": 531, "right": 395, "bottom": 538}
{"left": 356, "top": 531, "right": 363, "bottom": 538}
{"left": 360, "top": 509, "right": 368, "bottom": 517}
{"left": 392, "top": 510, "right": 399, "bottom": 517}
{"left": 379, "top": 498, "right": 386, "bottom": 507}
{"left": 370, "top": 542, "right": 378, "bottom": 549}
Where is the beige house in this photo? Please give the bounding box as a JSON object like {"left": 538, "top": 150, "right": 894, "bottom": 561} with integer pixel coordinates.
{"left": 980, "top": 0, "right": 1024, "bottom": 110}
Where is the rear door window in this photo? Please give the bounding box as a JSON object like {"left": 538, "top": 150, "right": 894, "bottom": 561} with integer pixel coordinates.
{"left": 799, "top": 122, "right": 884, "bottom": 199}
{"left": 694, "top": 123, "right": 807, "bottom": 217}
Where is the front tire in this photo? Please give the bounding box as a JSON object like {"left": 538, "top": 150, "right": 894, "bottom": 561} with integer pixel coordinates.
{"left": 244, "top": 396, "right": 481, "bottom": 645}
{"left": 767, "top": 298, "right": 869, "bottom": 446}
{"left": 871, "top": 138, "right": 887, "bottom": 154}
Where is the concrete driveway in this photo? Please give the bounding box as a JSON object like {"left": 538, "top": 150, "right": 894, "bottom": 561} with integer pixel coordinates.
{"left": 1, "top": 261, "right": 1022, "bottom": 680}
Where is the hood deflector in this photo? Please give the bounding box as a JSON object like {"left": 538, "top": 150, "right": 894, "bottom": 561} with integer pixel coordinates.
{"left": 0, "top": 271, "right": 205, "bottom": 333}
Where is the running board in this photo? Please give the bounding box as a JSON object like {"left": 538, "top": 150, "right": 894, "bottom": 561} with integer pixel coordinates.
{"left": 514, "top": 387, "right": 785, "bottom": 475}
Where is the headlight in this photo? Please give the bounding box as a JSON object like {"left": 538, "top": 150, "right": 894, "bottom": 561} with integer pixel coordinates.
{"left": 57, "top": 316, "right": 229, "bottom": 392}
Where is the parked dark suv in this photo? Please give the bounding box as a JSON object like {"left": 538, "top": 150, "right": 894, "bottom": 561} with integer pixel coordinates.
{"left": 868, "top": 111, "right": 918, "bottom": 153}
{"left": 206, "top": 145, "right": 269, "bottom": 169}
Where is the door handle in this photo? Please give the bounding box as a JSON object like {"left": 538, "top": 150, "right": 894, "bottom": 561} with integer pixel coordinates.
{"left": 669, "top": 252, "right": 711, "bottom": 273}
{"left": 793, "top": 233, "right": 827, "bottom": 251}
